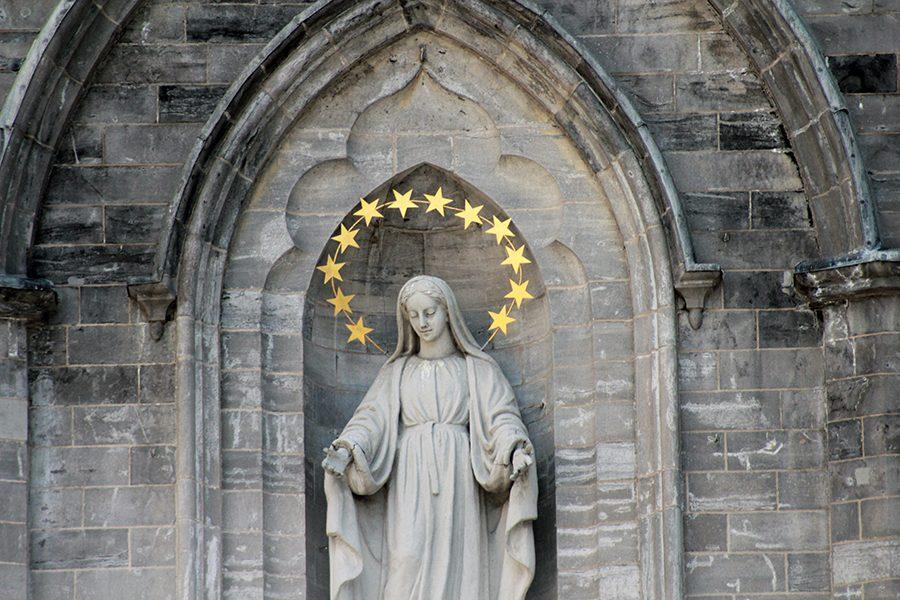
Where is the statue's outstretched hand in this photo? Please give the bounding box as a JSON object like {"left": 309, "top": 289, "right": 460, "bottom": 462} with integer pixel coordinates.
{"left": 510, "top": 444, "right": 534, "bottom": 481}
{"left": 322, "top": 444, "right": 352, "bottom": 478}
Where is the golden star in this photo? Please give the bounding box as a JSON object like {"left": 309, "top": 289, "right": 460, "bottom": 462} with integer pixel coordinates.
{"left": 346, "top": 316, "right": 373, "bottom": 345}
{"left": 488, "top": 305, "right": 516, "bottom": 335}
{"left": 388, "top": 188, "right": 417, "bottom": 218}
{"left": 455, "top": 199, "right": 483, "bottom": 229}
{"left": 316, "top": 255, "right": 345, "bottom": 284}
{"left": 505, "top": 279, "right": 534, "bottom": 309}
{"left": 327, "top": 287, "right": 355, "bottom": 316}
{"left": 501, "top": 243, "right": 532, "bottom": 274}
{"left": 485, "top": 216, "right": 514, "bottom": 245}
{"left": 331, "top": 223, "right": 360, "bottom": 253}
{"left": 423, "top": 187, "right": 454, "bottom": 216}
{"left": 354, "top": 197, "right": 383, "bottom": 226}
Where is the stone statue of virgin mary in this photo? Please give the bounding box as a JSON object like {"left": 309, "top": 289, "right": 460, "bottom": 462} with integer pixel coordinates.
{"left": 322, "top": 275, "right": 538, "bottom": 600}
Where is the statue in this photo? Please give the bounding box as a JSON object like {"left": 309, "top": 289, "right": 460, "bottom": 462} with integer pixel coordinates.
{"left": 322, "top": 275, "right": 538, "bottom": 600}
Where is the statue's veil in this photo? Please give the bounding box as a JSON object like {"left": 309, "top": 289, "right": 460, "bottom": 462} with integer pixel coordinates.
{"left": 387, "top": 275, "right": 494, "bottom": 363}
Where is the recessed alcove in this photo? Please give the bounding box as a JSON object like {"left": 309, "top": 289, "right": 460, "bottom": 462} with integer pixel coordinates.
{"left": 301, "top": 163, "right": 556, "bottom": 599}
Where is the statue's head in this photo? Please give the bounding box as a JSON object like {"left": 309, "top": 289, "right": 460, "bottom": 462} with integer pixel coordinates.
{"left": 399, "top": 276, "right": 449, "bottom": 343}
{"left": 390, "top": 275, "right": 491, "bottom": 363}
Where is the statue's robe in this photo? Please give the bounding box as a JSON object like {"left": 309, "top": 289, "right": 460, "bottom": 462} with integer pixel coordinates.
{"left": 325, "top": 354, "right": 537, "bottom": 600}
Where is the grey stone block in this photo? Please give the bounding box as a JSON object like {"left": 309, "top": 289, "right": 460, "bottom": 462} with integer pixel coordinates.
{"left": 186, "top": 4, "right": 304, "bottom": 42}
{"left": 80, "top": 285, "right": 130, "bottom": 324}
{"left": 831, "top": 456, "right": 900, "bottom": 501}
{"left": 726, "top": 430, "right": 825, "bottom": 471}
{"left": 787, "top": 553, "right": 830, "bottom": 592}
{"left": 53, "top": 126, "right": 103, "bottom": 164}
{"left": 31, "top": 570, "right": 74, "bottom": 600}
{"left": 105, "top": 205, "right": 166, "bottom": 244}
{"left": 131, "top": 446, "right": 176, "bottom": 484}
{"left": 32, "top": 245, "right": 156, "bottom": 284}
{"left": 121, "top": 3, "right": 186, "bottom": 44}
{"left": 73, "top": 567, "right": 176, "bottom": 600}
{"left": 778, "top": 470, "right": 829, "bottom": 509}
{"left": 139, "top": 364, "right": 175, "bottom": 404}
{"left": 680, "top": 391, "right": 782, "bottom": 431}
{"left": 29, "top": 406, "right": 72, "bottom": 447}
{"left": 159, "top": 85, "right": 228, "bottom": 123}
{"left": 104, "top": 123, "right": 200, "bottom": 165}
{"left": 84, "top": 486, "right": 175, "bottom": 527}
{"left": 73, "top": 404, "right": 175, "bottom": 445}
{"left": 95, "top": 44, "right": 207, "bottom": 84}
{"left": 832, "top": 539, "right": 900, "bottom": 587}
{"left": 861, "top": 497, "right": 900, "bottom": 538}
{"left": 685, "top": 552, "right": 785, "bottom": 594}
{"left": 30, "top": 365, "right": 138, "bottom": 405}
{"left": 682, "top": 432, "right": 724, "bottom": 471}
{"left": 45, "top": 165, "right": 181, "bottom": 205}
{"left": 723, "top": 271, "right": 795, "bottom": 309}
{"left": 675, "top": 72, "right": 770, "bottom": 112}
{"left": 832, "top": 501, "right": 860, "bottom": 542}
{"left": 616, "top": 74, "right": 675, "bottom": 114}
{"left": 32, "top": 446, "right": 129, "bottom": 487}
{"left": 678, "top": 310, "right": 756, "bottom": 351}
{"left": 864, "top": 579, "right": 900, "bottom": 599}
{"left": 752, "top": 191, "right": 813, "bottom": 229}
{"left": 677, "top": 352, "right": 718, "bottom": 391}
{"left": 131, "top": 527, "right": 176, "bottom": 567}
{"left": 0, "top": 440, "right": 26, "bottom": 480}
{"left": 646, "top": 114, "right": 717, "bottom": 151}
{"left": 864, "top": 414, "right": 900, "bottom": 456}
{"left": 718, "top": 348, "right": 823, "bottom": 389}
{"left": 683, "top": 512, "right": 727, "bottom": 552}
{"left": 583, "top": 34, "right": 699, "bottom": 73}
{"left": 208, "top": 44, "right": 265, "bottom": 84}
{"left": 616, "top": 0, "right": 718, "bottom": 32}
{"left": 758, "top": 310, "right": 821, "bottom": 348}
{"left": 807, "top": 14, "right": 900, "bottom": 54}
{"left": 28, "top": 327, "right": 67, "bottom": 367}
{"left": 31, "top": 529, "right": 129, "bottom": 570}
{"left": 687, "top": 472, "right": 777, "bottom": 511}
{"left": 728, "top": 511, "right": 828, "bottom": 551}
{"left": 68, "top": 324, "right": 173, "bottom": 365}
{"left": 538, "top": 0, "right": 615, "bottom": 35}
{"left": 782, "top": 389, "right": 827, "bottom": 429}
{"left": 719, "top": 111, "right": 788, "bottom": 150}
{"left": 76, "top": 85, "right": 158, "bottom": 124}
{"left": 0, "top": 522, "right": 25, "bottom": 562}
{"left": 30, "top": 488, "right": 83, "bottom": 529}
{"left": 0, "top": 481, "right": 25, "bottom": 522}
{"left": 37, "top": 206, "right": 103, "bottom": 244}
{"left": 0, "top": 0, "right": 57, "bottom": 29}
{"left": 828, "top": 418, "right": 863, "bottom": 460}
{"left": 683, "top": 191, "right": 750, "bottom": 231}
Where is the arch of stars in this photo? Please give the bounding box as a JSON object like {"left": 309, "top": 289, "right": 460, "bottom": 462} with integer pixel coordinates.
{"left": 316, "top": 186, "right": 536, "bottom": 351}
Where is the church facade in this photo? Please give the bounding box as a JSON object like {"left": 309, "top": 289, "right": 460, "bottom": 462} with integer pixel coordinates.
{"left": 0, "top": 0, "right": 897, "bottom": 598}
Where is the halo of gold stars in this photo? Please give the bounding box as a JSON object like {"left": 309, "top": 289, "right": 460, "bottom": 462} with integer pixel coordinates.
{"left": 316, "top": 186, "right": 536, "bottom": 350}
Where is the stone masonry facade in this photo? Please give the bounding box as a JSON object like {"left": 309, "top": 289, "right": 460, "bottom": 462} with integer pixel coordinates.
{"left": 0, "top": 1, "right": 896, "bottom": 600}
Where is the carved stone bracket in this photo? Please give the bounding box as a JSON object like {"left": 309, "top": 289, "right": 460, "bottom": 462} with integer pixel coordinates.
{"left": 794, "top": 252, "right": 900, "bottom": 307}
{"left": 674, "top": 269, "right": 722, "bottom": 329}
{"left": 0, "top": 275, "right": 57, "bottom": 321}
{"left": 127, "top": 282, "right": 176, "bottom": 341}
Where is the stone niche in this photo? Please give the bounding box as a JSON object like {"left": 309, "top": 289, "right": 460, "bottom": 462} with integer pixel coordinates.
{"left": 220, "top": 30, "right": 634, "bottom": 599}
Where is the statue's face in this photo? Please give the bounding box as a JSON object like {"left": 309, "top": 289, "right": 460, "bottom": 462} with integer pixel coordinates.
{"left": 404, "top": 292, "right": 448, "bottom": 343}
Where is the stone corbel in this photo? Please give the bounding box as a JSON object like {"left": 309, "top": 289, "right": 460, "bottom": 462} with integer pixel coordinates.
{"left": 0, "top": 275, "right": 57, "bottom": 321}
{"left": 793, "top": 251, "right": 900, "bottom": 307}
{"left": 127, "top": 281, "right": 176, "bottom": 341}
{"left": 674, "top": 269, "right": 722, "bottom": 330}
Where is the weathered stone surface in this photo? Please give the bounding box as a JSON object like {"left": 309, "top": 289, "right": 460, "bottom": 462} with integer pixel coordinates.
{"left": 31, "top": 529, "right": 129, "bottom": 570}
{"left": 687, "top": 472, "right": 777, "bottom": 511}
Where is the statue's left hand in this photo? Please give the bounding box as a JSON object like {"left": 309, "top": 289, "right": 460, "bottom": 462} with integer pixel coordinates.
{"left": 510, "top": 444, "right": 534, "bottom": 481}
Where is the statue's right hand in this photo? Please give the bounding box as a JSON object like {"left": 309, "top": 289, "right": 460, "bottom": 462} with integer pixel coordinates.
{"left": 322, "top": 445, "right": 352, "bottom": 478}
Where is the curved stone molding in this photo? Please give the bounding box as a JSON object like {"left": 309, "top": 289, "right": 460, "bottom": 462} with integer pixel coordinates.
{"left": 707, "top": 0, "right": 880, "bottom": 258}
{"left": 170, "top": 2, "right": 686, "bottom": 598}
{"left": 0, "top": 0, "right": 141, "bottom": 275}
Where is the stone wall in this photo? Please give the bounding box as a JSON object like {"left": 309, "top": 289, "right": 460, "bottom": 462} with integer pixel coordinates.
{"left": 0, "top": 1, "right": 896, "bottom": 599}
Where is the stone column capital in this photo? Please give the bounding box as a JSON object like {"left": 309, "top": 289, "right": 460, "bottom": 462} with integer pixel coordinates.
{"left": 793, "top": 253, "right": 900, "bottom": 308}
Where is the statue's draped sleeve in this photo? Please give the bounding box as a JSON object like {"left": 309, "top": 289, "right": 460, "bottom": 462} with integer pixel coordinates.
{"left": 325, "top": 358, "right": 404, "bottom": 600}
{"left": 466, "top": 356, "right": 538, "bottom": 600}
